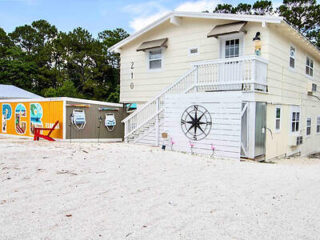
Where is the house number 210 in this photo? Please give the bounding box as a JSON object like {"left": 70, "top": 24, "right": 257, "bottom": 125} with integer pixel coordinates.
{"left": 130, "top": 61, "right": 134, "bottom": 79}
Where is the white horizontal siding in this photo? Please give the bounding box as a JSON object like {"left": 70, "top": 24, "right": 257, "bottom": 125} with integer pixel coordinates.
{"left": 261, "top": 25, "right": 320, "bottom": 159}
{"left": 119, "top": 19, "right": 266, "bottom": 103}
{"left": 163, "top": 92, "right": 242, "bottom": 159}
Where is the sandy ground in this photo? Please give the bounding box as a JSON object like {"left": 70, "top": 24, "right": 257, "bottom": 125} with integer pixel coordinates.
{"left": 0, "top": 138, "right": 320, "bottom": 240}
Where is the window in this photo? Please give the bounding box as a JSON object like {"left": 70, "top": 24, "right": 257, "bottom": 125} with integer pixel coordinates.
{"left": 306, "top": 57, "right": 314, "bottom": 77}
{"left": 225, "top": 39, "right": 240, "bottom": 58}
{"left": 289, "top": 46, "right": 295, "bottom": 69}
{"left": 291, "top": 110, "right": 300, "bottom": 132}
{"left": 275, "top": 106, "right": 281, "bottom": 131}
{"left": 189, "top": 48, "right": 199, "bottom": 55}
{"left": 148, "top": 49, "right": 162, "bottom": 70}
{"left": 317, "top": 117, "right": 320, "bottom": 133}
{"left": 297, "top": 136, "right": 303, "bottom": 145}
{"left": 312, "top": 83, "right": 317, "bottom": 92}
{"left": 306, "top": 118, "right": 311, "bottom": 136}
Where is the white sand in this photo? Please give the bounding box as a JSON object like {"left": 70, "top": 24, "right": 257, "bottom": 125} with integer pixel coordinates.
{"left": 1, "top": 138, "right": 320, "bottom": 240}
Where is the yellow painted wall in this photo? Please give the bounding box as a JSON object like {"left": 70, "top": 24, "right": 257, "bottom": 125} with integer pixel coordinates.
{"left": 1, "top": 101, "right": 64, "bottom": 139}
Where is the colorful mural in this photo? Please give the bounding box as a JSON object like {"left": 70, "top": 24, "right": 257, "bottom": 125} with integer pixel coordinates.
{"left": 2, "top": 104, "right": 12, "bottom": 133}
{"left": 30, "top": 103, "right": 43, "bottom": 134}
{"left": 15, "top": 104, "right": 27, "bottom": 134}
{"left": 0, "top": 101, "right": 63, "bottom": 139}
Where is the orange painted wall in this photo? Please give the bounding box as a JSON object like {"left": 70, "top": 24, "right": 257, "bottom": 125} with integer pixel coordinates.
{"left": 0, "top": 101, "right": 64, "bottom": 139}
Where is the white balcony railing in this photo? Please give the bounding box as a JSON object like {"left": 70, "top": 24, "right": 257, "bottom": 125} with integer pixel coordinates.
{"left": 123, "top": 55, "right": 268, "bottom": 143}
{"left": 191, "top": 55, "right": 268, "bottom": 92}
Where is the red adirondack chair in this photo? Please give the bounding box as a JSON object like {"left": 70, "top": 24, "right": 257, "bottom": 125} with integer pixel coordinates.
{"left": 33, "top": 121, "right": 59, "bottom": 141}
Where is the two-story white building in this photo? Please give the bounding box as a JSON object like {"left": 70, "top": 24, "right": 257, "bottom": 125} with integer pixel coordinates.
{"left": 110, "top": 11, "right": 320, "bottom": 161}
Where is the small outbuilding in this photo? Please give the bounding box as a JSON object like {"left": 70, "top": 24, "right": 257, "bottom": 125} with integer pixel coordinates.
{"left": 0, "top": 97, "right": 127, "bottom": 141}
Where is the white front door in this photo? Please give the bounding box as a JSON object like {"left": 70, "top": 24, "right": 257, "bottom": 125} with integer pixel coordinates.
{"left": 219, "top": 34, "right": 244, "bottom": 89}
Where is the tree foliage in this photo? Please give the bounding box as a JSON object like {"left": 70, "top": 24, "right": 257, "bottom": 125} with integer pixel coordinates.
{"left": 213, "top": 1, "right": 273, "bottom": 15}
{"left": 0, "top": 21, "right": 128, "bottom": 102}
{"left": 278, "top": 0, "right": 320, "bottom": 46}
{"left": 213, "top": 4, "right": 235, "bottom": 14}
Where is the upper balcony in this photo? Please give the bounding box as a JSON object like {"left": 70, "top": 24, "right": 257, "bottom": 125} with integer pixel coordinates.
{"left": 191, "top": 55, "right": 268, "bottom": 93}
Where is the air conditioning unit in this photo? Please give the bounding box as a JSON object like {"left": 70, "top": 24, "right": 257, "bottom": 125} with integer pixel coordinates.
{"left": 289, "top": 136, "right": 303, "bottom": 147}
{"left": 307, "top": 82, "right": 317, "bottom": 95}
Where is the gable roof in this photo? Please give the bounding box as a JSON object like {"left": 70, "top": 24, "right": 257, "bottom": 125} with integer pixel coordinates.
{"left": 109, "top": 11, "right": 320, "bottom": 60}
{"left": 0, "top": 85, "right": 42, "bottom": 99}
{"left": 109, "top": 11, "right": 283, "bottom": 53}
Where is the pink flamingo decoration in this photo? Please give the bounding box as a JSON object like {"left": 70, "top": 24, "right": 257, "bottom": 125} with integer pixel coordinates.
{"left": 189, "top": 141, "right": 195, "bottom": 154}
{"left": 170, "top": 138, "right": 175, "bottom": 150}
{"left": 210, "top": 144, "right": 215, "bottom": 158}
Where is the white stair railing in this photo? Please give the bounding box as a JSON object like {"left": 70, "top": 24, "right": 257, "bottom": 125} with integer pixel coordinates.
{"left": 123, "top": 55, "right": 268, "bottom": 143}
{"left": 123, "top": 67, "right": 198, "bottom": 141}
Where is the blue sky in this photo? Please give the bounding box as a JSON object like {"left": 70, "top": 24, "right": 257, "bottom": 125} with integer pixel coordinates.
{"left": 0, "top": 0, "right": 280, "bottom": 36}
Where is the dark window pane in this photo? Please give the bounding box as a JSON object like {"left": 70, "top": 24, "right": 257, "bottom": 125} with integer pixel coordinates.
{"left": 276, "top": 108, "right": 281, "bottom": 118}
{"left": 307, "top": 127, "right": 311, "bottom": 135}
{"left": 149, "top": 60, "right": 161, "bottom": 69}
{"left": 225, "top": 48, "right": 230, "bottom": 58}
{"left": 290, "top": 58, "right": 295, "bottom": 68}
{"left": 235, "top": 47, "right": 239, "bottom": 57}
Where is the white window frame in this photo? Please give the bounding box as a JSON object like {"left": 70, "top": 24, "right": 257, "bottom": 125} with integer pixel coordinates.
{"left": 188, "top": 47, "right": 199, "bottom": 56}
{"left": 289, "top": 46, "right": 295, "bottom": 70}
{"left": 290, "top": 106, "right": 301, "bottom": 135}
{"left": 219, "top": 33, "right": 244, "bottom": 58}
{"left": 306, "top": 117, "right": 311, "bottom": 136}
{"left": 275, "top": 105, "right": 281, "bottom": 132}
{"left": 317, "top": 116, "right": 320, "bottom": 134}
{"left": 306, "top": 56, "right": 314, "bottom": 78}
{"left": 147, "top": 48, "right": 163, "bottom": 72}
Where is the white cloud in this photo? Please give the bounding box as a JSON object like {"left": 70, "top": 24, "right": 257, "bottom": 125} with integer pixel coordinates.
{"left": 125, "top": 0, "right": 220, "bottom": 32}
{"left": 175, "top": 0, "right": 219, "bottom": 12}
{"left": 129, "top": 11, "right": 170, "bottom": 33}
{"left": 123, "top": 1, "right": 169, "bottom": 32}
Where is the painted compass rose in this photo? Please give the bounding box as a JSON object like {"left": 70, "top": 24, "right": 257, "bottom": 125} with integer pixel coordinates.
{"left": 181, "top": 105, "right": 212, "bottom": 141}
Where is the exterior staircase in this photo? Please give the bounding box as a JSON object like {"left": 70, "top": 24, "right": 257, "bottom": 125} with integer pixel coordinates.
{"left": 122, "top": 55, "right": 268, "bottom": 146}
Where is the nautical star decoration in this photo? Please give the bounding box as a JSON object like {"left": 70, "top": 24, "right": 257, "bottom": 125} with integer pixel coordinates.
{"left": 180, "top": 105, "right": 212, "bottom": 141}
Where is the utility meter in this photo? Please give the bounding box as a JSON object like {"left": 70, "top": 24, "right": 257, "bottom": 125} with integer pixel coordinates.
{"left": 105, "top": 113, "right": 116, "bottom": 131}
{"left": 71, "top": 109, "right": 86, "bottom": 130}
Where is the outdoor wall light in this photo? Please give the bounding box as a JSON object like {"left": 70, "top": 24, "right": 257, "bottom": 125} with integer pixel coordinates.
{"left": 253, "top": 32, "right": 261, "bottom": 56}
